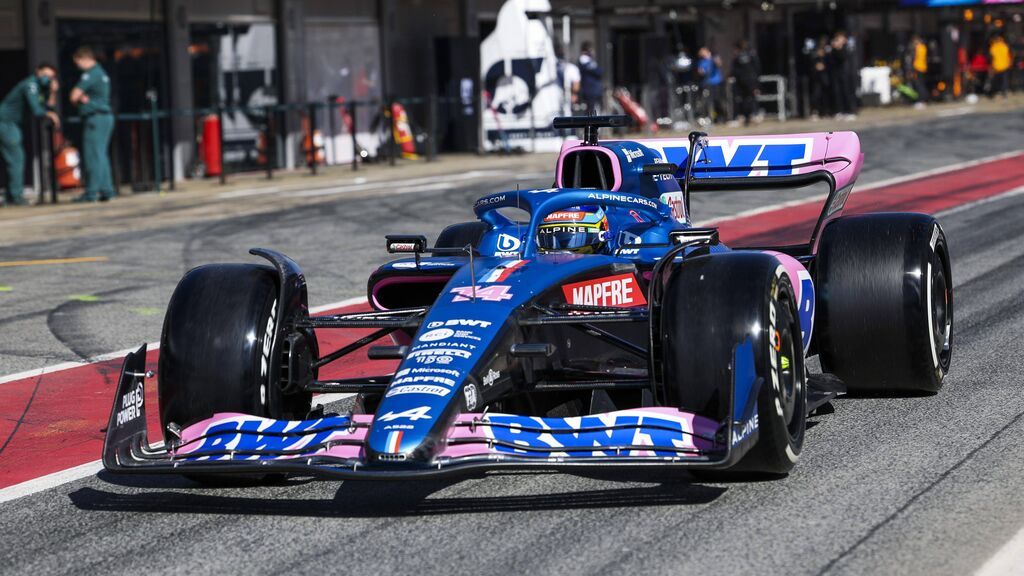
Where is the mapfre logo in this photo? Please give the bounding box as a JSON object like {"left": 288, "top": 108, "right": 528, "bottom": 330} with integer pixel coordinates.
{"left": 544, "top": 211, "right": 586, "bottom": 223}
{"left": 562, "top": 273, "right": 647, "bottom": 308}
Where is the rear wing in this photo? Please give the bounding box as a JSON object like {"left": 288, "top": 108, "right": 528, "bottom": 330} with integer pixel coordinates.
{"left": 558, "top": 130, "right": 863, "bottom": 251}
{"left": 621, "top": 131, "right": 862, "bottom": 191}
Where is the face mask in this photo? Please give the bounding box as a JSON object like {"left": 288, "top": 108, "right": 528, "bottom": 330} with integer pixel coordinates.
{"left": 37, "top": 75, "right": 51, "bottom": 89}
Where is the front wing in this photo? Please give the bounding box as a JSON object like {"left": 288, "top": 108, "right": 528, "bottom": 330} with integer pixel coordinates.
{"left": 104, "top": 346, "right": 749, "bottom": 479}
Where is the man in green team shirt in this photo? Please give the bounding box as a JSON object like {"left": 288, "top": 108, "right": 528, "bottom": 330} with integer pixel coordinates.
{"left": 69, "top": 46, "right": 115, "bottom": 203}
{"left": 0, "top": 63, "right": 60, "bottom": 206}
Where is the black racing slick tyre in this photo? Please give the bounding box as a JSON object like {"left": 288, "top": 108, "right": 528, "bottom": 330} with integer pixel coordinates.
{"left": 661, "top": 252, "right": 806, "bottom": 475}
{"left": 435, "top": 221, "right": 489, "bottom": 250}
{"left": 158, "top": 264, "right": 312, "bottom": 444}
{"left": 816, "top": 213, "right": 952, "bottom": 394}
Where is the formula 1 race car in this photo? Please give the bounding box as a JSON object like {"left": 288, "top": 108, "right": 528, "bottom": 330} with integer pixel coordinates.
{"left": 103, "top": 116, "right": 953, "bottom": 479}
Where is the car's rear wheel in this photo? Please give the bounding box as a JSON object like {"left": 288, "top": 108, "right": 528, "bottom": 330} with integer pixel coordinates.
{"left": 660, "top": 252, "right": 806, "bottom": 476}
{"left": 815, "top": 213, "right": 952, "bottom": 394}
{"left": 159, "top": 264, "right": 312, "bottom": 444}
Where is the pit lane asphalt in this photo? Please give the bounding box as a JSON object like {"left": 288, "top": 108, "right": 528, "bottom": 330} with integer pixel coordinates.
{"left": 2, "top": 109, "right": 1024, "bottom": 575}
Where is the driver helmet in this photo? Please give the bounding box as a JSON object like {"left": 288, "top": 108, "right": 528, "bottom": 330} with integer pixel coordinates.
{"left": 536, "top": 206, "right": 609, "bottom": 254}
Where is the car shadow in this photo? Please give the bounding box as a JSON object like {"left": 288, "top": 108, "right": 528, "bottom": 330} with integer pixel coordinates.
{"left": 72, "top": 469, "right": 726, "bottom": 518}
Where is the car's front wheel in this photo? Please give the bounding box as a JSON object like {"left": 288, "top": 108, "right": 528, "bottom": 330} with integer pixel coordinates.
{"left": 158, "top": 264, "right": 312, "bottom": 444}
{"left": 660, "top": 252, "right": 806, "bottom": 476}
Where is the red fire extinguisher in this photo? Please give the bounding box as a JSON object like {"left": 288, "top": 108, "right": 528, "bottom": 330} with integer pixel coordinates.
{"left": 200, "top": 114, "right": 222, "bottom": 177}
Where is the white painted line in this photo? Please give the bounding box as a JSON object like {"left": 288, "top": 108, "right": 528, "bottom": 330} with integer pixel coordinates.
{"left": 391, "top": 182, "right": 456, "bottom": 195}
{"left": 935, "top": 185, "right": 1024, "bottom": 219}
{"left": 215, "top": 185, "right": 284, "bottom": 200}
{"left": 851, "top": 149, "right": 1024, "bottom": 193}
{"left": 975, "top": 524, "right": 1024, "bottom": 576}
{"left": 0, "top": 343, "right": 158, "bottom": 386}
{"left": 0, "top": 460, "right": 104, "bottom": 504}
{"left": 695, "top": 149, "right": 1024, "bottom": 227}
{"left": 313, "top": 393, "right": 356, "bottom": 407}
{"left": 0, "top": 297, "right": 368, "bottom": 386}
{"left": 695, "top": 193, "right": 828, "bottom": 227}
{"left": 309, "top": 295, "right": 368, "bottom": 314}
{"left": 4, "top": 210, "right": 89, "bottom": 225}
{"left": 516, "top": 171, "right": 553, "bottom": 180}
{"left": 290, "top": 169, "right": 503, "bottom": 199}
{"left": 0, "top": 389, "right": 356, "bottom": 504}
{"left": 937, "top": 107, "right": 975, "bottom": 118}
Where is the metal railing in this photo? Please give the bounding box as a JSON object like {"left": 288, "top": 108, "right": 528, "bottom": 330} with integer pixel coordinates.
{"left": 640, "top": 74, "right": 791, "bottom": 129}
{"left": 755, "top": 75, "right": 788, "bottom": 122}
{"left": 35, "top": 95, "right": 455, "bottom": 202}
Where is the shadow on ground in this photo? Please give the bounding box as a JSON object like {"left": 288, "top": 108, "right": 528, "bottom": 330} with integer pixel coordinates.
{"left": 72, "top": 469, "right": 726, "bottom": 517}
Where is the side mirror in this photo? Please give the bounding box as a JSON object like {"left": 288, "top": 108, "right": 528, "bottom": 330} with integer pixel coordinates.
{"left": 385, "top": 235, "right": 428, "bottom": 254}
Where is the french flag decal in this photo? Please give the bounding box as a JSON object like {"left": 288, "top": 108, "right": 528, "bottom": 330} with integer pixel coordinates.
{"left": 480, "top": 259, "right": 529, "bottom": 283}
{"left": 385, "top": 430, "right": 404, "bottom": 453}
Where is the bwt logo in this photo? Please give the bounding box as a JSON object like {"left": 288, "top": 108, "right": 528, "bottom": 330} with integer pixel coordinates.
{"left": 660, "top": 140, "right": 813, "bottom": 178}
{"left": 487, "top": 413, "right": 696, "bottom": 457}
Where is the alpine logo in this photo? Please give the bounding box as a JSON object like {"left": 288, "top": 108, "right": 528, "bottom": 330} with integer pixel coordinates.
{"left": 732, "top": 413, "right": 759, "bottom": 447}
{"left": 562, "top": 273, "right": 647, "bottom": 308}
{"left": 379, "top": 406, "right": 432, "bottom": 422}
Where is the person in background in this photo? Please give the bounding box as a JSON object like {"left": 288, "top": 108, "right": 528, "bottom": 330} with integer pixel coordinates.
{"left": 909, "top": 34, "right": 929, "bottom": 109}
{"left": 577, "top": 41, "right": 604, "bottom": 115}
{"left": 731, "top": 40, "right": 761, "bottom": 126}
{"left": 69, "top": 46, "right": 115, "bottom": 203}
{"left": 810, "top": 39, "right": 831, "bottom": 119}
{"left": 696, "top": 46, "right": 723, "bottom": 122}
{"left": 829, "top": 31, "right": 857, "bottom": 119}
{"left": 0, "top": 63, "right": 60, "bottom": 207}
{"left": 554, "top": 43, "right": 580, "bottom": 115}
{"left": 988, "top": 35, "right": 1012, "bottom": 99}
{"left": 968, "top": 49, "right": 990, "bottom": 97}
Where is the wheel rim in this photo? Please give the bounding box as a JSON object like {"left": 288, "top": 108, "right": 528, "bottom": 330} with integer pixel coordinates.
{"left": 774, "top": 293, "right": 803, "bottom": 437}
{"left": 930, "top": 252, "right": 952, "bottom": 370}
{"left": 770, "top": 286, "right": 802, "bottom": 438}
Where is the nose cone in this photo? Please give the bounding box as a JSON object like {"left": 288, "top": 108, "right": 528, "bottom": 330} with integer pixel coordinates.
{"left": 364, "top": 312, "right": 501, "bottom": 464}
{"left": 363, "top": 255, "right": 602, "bottom": 464}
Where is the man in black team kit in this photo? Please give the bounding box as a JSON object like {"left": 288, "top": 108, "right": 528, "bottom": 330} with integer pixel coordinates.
{"left": 0, "top": 63, "right": 60, "bottom": 206}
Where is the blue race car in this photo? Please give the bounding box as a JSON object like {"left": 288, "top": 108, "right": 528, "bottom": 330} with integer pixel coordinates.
{"left": 103, "top": 116, "right": 953, "bottom": 479}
